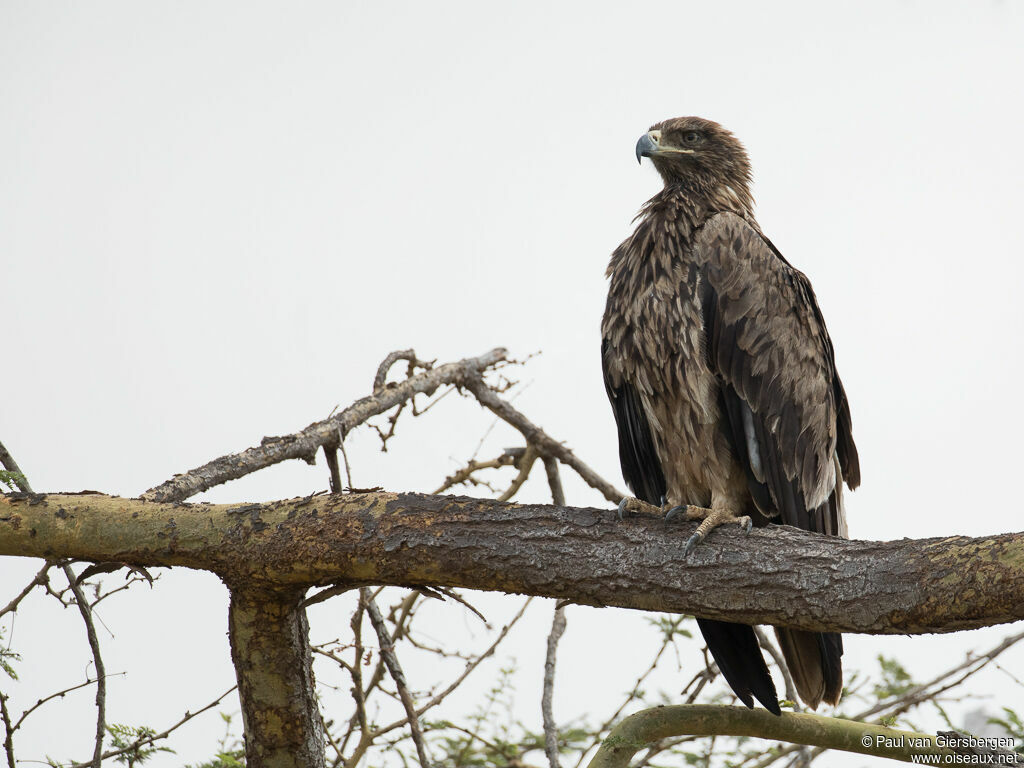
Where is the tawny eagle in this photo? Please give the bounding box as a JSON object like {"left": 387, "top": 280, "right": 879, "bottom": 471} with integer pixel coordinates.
{"left": 601, "top": 116, "right": 860, "bottom": 714}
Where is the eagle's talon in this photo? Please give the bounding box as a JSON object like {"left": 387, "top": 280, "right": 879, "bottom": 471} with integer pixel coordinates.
{"left": 684, "top": 531, "right": 705, "bottom": 555}
{"left": 665, "top": 505, "right": 687, "bottom": 522}
{"left": 616, "top": 496, "right": 663, "bottom": 519}
{"left": 740, "top": 516, "right": 753, "bottom": 534}
{"left": 617, "top": 498, "right": 630, "bottom": 520}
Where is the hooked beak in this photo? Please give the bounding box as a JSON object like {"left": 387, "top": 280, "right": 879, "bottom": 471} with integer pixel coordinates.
{"left": 635, "top": 130, "right": 661, "bottom": 164}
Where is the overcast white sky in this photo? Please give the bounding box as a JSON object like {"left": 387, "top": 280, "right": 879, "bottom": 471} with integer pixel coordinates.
{"left": 3, "top": 1, "right": 1024, "bottom": 765}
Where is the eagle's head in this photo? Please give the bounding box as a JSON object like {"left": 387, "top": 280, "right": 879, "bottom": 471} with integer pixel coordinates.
{"left": 636, "top": 117, "right": 753, "bottom": 203}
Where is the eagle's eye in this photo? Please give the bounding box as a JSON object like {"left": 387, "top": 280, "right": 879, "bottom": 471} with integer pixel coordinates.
{"left": 683, "top": 131, "right": 702, "bottom": 145}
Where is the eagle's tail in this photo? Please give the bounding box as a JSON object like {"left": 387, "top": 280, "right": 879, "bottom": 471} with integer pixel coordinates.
{"left": 696, "top": 618, "right": 780, "bottom": 715}
{"left": 774, "top": 628, "right": 843, "bottom": 709}
{"left": 773, "top": 467, "right": 845, "bottom": 710}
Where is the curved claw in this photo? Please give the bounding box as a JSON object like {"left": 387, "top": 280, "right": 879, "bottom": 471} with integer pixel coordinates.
{"left": 740, "top": 517, "right": 753, "bottom": 534}
{"left": 664, "top": 505, "right": 687, "bottom": 522}
{"left": 617, "top": 498, "right": 630, "bottom": 520}
{"left": 684, "top": 531, "right": 705, "bottom": 556}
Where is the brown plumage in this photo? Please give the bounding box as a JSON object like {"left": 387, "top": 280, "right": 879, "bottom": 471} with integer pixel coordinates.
{"left": 601, "top": 117, "right": 860, "bottom": 713}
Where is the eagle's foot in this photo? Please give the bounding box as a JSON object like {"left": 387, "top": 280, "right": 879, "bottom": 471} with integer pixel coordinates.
{"left": 616, "top": 496, "right": 664, "bottom": 520}
{"left": 678, "top": 506, "right": 753, "bottom": 555}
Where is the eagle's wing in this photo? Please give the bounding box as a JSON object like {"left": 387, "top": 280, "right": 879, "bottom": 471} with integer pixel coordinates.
{"left": 601, "top": 339, "right": 667, "bottom": 507}
{"left": 695, "top": 212, "right": 859, "bottom": 530}
{"left": 695, "top": 212, "right": 859, "bottom": 708}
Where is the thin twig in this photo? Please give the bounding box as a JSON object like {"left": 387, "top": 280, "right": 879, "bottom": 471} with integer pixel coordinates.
{"left": 62, "top": 564, "right": 104, "bottom": 768}
{"left": 543, "top": 604, "right": 567, "bottom": 768}
{"left": 0, "top": 563, "right": 52, "bottom": 619}
{"left": 573, "top": 615, "right": 691, "bottom": 768}
{"left": 0, "top": 440, "right": 32, "bottom": 493}
{"left": 498, "top": 445, "right": 539, "bottom": 502}
{"left": 339, "top": 435, "right": 354, "bottom": 489}
{"left": 344, "top": 598, "right": 533, "bottom": 767}
{"left": 67, "top": 686, "right": 237, "bottom": 768}
{"left": 541, "top": 455, "right": 566, "bottom": 507}
{"left": 364, "top": 592, "right": 432, "bottom": 768}
{"left": 432, "top": 448, "right": 525, "bottom": 495}
{"left": 142, "top": 347, "right": 508, "bottom": 502}
{"left": 430, "top": 588, "right": 489, "bottom": 626}
{"left": 354, "top": 593, "right": 421, "bottom": 717}
{"left": 13, "top": 676, "right": 107, "bottom": 732}
{"left": 349, "top": 596, "right": 368, "bottom": 741}
{"left": 0, "top": 692, "right": 14, "bottom": 768}
{"left": 462, "top": 373, "right": 624, "bottom": 503}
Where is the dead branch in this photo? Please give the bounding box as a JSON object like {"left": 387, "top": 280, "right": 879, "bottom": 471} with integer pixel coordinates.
{"left": 543, "top": 605, "right": 567, "bottom": 768}
{"left": 431, "top": 448, "right": 525, "bottom": 495}
{"left": 62, "top": 564, "right": 105, "bottom": 768}
{"left": 372, "top": 349, "right": 434, "bottom": 394}
{"left": 363, "top": 591, "right": 431, "bottom": 768}
{"left": 342, "top": 598, "right": 532, "bottom": 767}
{"left": 0, "top": 693, "right": 13, "bottom": 768}
{"left": 141, "top": 348, "right": 508, "bottom": 502}
{"left": 573, "top": 615, "right": 692, "bottom": 768}
{"left": 66, "top": 686, "right": 236, "bottom": 768}
{"left": 499, "top": 445, "right": 539, "bottom": 501}
{"left": 461, "top": 374, "right": 624, "bottom": 503}
{"left": 12, "top": 676, "right": 103, "bottom": 733}
{"left": 0, "top": 562, "right": 51, "bottom": 618}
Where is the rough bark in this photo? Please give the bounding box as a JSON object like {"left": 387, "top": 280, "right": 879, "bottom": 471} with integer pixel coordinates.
{"left": 3, "top": 491, "right": 1023, "bottom": 634}
{"left": 228, "top": 585, "right": 324, "bottom": 768}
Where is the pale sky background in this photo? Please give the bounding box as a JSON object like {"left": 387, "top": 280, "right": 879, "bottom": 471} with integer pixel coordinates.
{"left": 2, "top": 1, "right": 1024, "bottom": 765}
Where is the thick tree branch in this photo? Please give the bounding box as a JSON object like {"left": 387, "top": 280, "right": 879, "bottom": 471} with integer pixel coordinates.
{"left": 3, "top": 492, "right": 1023, "bottom": 634}
{"left": 586, "top": 705, "right": 1022, "bottom": 767}
{"left": 228, "top": 585, "right": 323, "bottom": 767}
